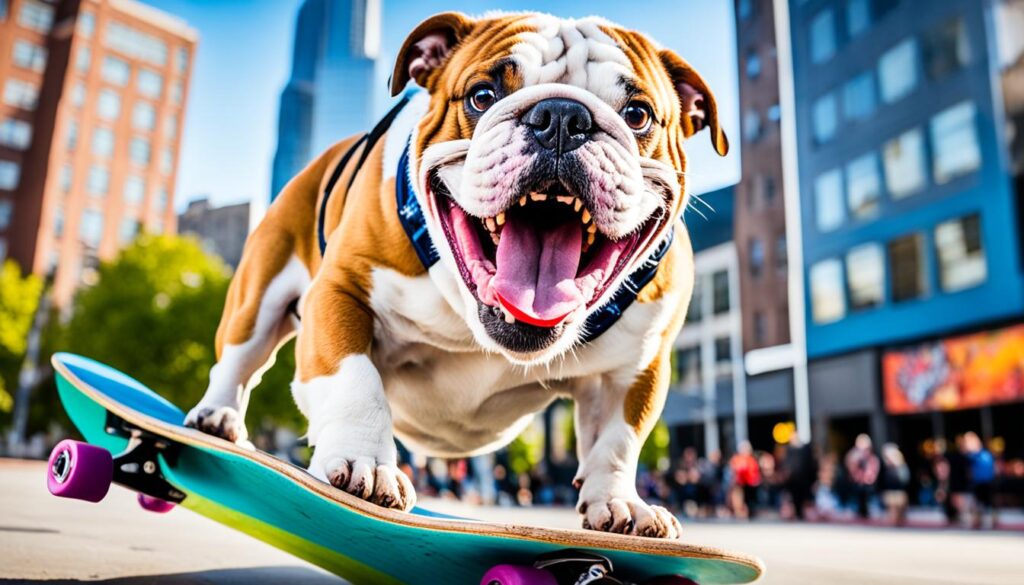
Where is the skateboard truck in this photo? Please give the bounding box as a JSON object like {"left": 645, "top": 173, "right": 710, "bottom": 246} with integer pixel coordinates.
{"left": 480, "top": 550, "right": 701, "bottom": 585}
{"left": 105, "top": 411, "right": 186, "bottom": 504}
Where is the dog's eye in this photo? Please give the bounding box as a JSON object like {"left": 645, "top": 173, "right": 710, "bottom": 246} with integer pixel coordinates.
{"left": 468, "top": 84, "right": 497, "bottom": 113}
{"left": 622, "top": 101, "right": 653, "bottom": 132}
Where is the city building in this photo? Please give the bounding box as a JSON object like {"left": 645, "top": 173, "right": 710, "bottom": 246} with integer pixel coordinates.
{"left": 270, "top": 0, "right": 380, "bottom": 201}
{"left": 177, "top": 196, "right": 250, "bottom": 269}
{"left": 0, "top": 0, "right": 196, "bottom": 306}
{"left": 787, "top": 0, "right": 1024, "bottom": 458}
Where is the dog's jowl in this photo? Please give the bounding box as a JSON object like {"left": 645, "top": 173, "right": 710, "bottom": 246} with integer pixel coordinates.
{"left": 185, "top": 12, "right": 728, "bottom": 539}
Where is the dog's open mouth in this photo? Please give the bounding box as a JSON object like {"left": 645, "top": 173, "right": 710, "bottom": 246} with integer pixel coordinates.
{"left": 432, "top": 177, "right": 660, "bottom": 329}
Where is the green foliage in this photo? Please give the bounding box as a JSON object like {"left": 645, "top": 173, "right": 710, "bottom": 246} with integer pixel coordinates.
{"left": 0, "top": 261, "right": 43, "bottom": 415}
{"left": 507, "top": 420, "right": 544, "bottom": 475}
{"left": 639, "top": 419, "right": 671, "bottom": 472}
{"left": 58, "top": 234, "right": 304, "bottom": 433}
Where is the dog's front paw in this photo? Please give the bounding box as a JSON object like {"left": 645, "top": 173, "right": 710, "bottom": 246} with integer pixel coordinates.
{"left": 185, "top": 404, "right": 248, "bottom": 443}
{"left": 576, "top": 477, "right": 682, "bottom": 539}
{"left": 320, "top": 456, "right": 416, "bottom": 511}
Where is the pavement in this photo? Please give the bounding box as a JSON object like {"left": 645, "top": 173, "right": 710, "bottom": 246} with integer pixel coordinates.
{"left": 2, "top": 458, "right": 1023, "bottom": 584}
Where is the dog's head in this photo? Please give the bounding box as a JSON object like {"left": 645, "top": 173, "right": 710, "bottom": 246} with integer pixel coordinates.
{"left": 394, "top": 12, "right": 728, "bottom": 364}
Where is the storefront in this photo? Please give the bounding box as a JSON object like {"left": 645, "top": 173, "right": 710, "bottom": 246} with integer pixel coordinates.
{"left": 808, "top": 349, "right": 886, "bottom": 456}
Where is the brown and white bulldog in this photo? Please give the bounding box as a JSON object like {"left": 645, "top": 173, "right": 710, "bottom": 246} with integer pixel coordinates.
{"left": 185, "top": 11, "right": 727, "bottom": 539}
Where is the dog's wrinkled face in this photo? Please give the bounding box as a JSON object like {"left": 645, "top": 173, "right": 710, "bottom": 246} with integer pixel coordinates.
{"left": 393, "top": 12, "right": 728, "bottom": 364}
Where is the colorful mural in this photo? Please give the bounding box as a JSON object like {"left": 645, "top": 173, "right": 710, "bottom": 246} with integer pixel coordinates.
{"left": 883, "top": 324, "right": 1024, "bottom": 414}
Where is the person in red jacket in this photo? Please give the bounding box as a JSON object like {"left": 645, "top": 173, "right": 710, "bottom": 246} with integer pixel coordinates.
{"left": 729, "top": 441, "right": 762, "bottom": 519}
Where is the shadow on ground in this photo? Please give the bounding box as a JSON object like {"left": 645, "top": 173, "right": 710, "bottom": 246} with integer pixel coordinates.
{"left": 0, "top": 566, "right": 344, "bottom": 585}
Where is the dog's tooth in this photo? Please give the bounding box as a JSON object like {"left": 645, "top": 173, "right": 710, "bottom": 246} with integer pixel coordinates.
{"left": 573, "top": 198, "right": 583, "bottom": 212}
{"left": 519, "top": 195, "right": 528, "bottom": 207}
{"left": 501, "top": 306, "right": 515, "bottom": 324}
{"left": 495, "top": 212, "right": 506, "bottom": 226}
{"left": 530, "top": 192, "right": 546, "bottom": 202}
{"left": 490, "top": 232, "right": 500, "bottom": 246}
{"left": 587, "top": 232, "right": 595, "bottom": 246}
{"left": 581, "top": 209, "right": 592, "bottom": 224}
{"left": 587, "top": 222, "right": 597, "bottom": 234}
{"left": 556, "top": 195, "right": 574, "bottom": 205}
{"left": 485, "top": 217, "right": 497, "bottom": 232}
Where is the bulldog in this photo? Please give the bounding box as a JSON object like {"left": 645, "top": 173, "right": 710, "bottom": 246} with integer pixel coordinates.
{"left": 185, "top": 11, "right": 728, "bottom": 539}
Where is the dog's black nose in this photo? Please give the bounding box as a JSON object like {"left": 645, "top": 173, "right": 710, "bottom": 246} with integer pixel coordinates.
{"left": 522, "top": 98, "right": 594, "bottom": 153}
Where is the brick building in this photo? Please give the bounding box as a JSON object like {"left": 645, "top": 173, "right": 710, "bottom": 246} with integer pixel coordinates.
{"left": 0, "top": 0, "right": 196, "bottom": 305}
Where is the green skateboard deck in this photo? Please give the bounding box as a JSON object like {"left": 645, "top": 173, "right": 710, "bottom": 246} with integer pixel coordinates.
{"left": 48, "top": 352, "right": 764, "bottom": 584}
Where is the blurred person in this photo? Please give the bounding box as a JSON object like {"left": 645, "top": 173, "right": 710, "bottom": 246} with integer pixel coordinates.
{"left": 729, "top": 441, "right": 761, "bottom": 519}
{"left": 783, "top": 435, "right": 817, "bottom": 520}
{"left": 699, "top": 450, "right": 726, "bottom": 518}
{"left": 492, "top": 464, "right": 516, "bottom": 507}
{"left": 671, "top": 448, "right": 701, "bottom": 515}
{"left": 758, "top": 450, "right": 781, "bottom": 514}
{"left": 516, "top": 473, "right": 533, "bottom": 507}
{"left": 814, "top": 453, "right": 840, "bottom": 518}
{"left": 964, "top": 432, "right": 997, "bottom": 529}
{"left": 947, "top": 435, "right": 971, "bottom": 525}
{"left": 844, "top": 434, "right": 880, "bottom": 519}
{"left": 879, "top": 443, "right": 910, "bottom": 526}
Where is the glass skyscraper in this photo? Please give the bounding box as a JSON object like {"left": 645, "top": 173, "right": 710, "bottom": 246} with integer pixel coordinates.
{"left": 270, "top": 0, "right": 380, "bottom": 201}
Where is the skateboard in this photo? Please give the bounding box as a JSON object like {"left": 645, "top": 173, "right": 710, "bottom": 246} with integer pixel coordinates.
{"left": 46, "top": 352, "right": 764, "bottom": 585}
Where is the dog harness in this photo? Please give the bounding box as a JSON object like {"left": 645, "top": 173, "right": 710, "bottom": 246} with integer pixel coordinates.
{"left": 319, "top": 92, "right": 673, "bottom": 344}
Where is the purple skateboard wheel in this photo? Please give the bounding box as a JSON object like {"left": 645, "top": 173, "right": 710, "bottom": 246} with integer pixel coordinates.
{"left": 138, "top": 493, "right": 175, "bottom": 513}
{"left": 480, "top": 564, "right": 558, "bottom": 585}
{"left": 47, "top": 439, "right": 113, "bottom": 503}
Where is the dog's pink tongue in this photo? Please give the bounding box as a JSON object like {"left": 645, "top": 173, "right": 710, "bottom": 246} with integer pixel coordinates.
{"left": 493, "top": 218, "right": 584, "bottom": 327}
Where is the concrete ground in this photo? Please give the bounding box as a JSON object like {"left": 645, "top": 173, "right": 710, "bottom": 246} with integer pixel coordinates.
{"left": 2, "top": 458, "right": 1022, "bottom": 584}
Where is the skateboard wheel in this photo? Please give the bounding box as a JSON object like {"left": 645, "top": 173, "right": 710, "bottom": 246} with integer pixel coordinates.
{"left": 643, "top": 577, "right": 700, "bottom": 585}
{"left": 480, "top": 565, "right": 557, "bottom": 585}
{"left": 138, "top": 493, "right": 175, "bottom": 513}
{"left": 47, "top": 439, "right": 113, "bottom": 503}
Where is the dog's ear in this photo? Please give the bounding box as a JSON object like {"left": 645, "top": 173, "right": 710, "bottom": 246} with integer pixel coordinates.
{"left": 391, "top": 12, "right": 475, "bottom": 97}
{"left": 658, "top": 49, "right": 729, "bottom": 157}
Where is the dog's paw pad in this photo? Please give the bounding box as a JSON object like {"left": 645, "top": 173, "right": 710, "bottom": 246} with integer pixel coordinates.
{"left": 323, "top": 457, "right": 416, "bottom": 511}
{"left": 185, "top": 405, "right": 247, "bottom": 443}
{"left": 579, "top": 497, "right": 681, "bottom": 539}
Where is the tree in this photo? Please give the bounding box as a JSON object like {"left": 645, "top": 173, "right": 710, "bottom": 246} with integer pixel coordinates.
{"left": 59, "top": 234, "right": 305, "bottom": 434}
{"left": 0, "top": 261, "right": 43, "bottom": 417}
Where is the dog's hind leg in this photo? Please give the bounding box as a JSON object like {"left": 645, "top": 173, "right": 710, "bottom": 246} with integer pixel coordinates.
{"left": 185, "top": 238, "right": 310, "bottom": 444}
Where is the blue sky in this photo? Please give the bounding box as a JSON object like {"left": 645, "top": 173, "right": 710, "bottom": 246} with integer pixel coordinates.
{"left": 145, "top": 0, "right": 739, "bottom": 211}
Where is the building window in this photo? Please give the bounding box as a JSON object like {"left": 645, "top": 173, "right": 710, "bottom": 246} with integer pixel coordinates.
{"left": 935, "top": 214, "right": 985, "bottom": 292}
{"left": 930, "top": 101, "right": 981, "bottom": 185}
{"left": 137, "top": 69, "right": 163, "bottom": 99}
{"left": 882, "top": 127, "right": 926, "bottom": 199}
{"left": 166, "top": 113, "right": 178, "bottom": 139}
{"left": 76, "top": 46, "right": 91, "bottom": 73}
{"left": 0, "top": 160, "right": 19, "bottom": 190}
{"left": 86, "top": 166, "right": 110, "bottom": 196}
{"left": 60, "top": 163, "right": 73, "bottom": 193}
{"left": 763, "top": 176, "right": 777, "bottom": 205}
{"left": 888, "top": 233, "right": 927, "bottom": 302}
{"left": 101, "top": 56, "right": 131, "bottom": 86}
{"left": 767, "top": 103, "right": 781, "bottom": 123}
{"left": 846, "top": 152, "right": 881, "bottom": 220}
{"left": 846, "top": 243, "right": 884, "bottom": 310}
{"left": 80, "top": 209, "right": 104, "bottom": 247}
{"left": 810, "top": 259, "right": 845, "bottom": 323}
{"left": 814, "top": 168, "right": 845, "bottom": 232}
{"left": 18, "top": 0, "right": 54, "bottom": 33}
{"left": 924, "top": 18, "right": 970, "bottom": 81}
{"left": 91, "top": 127, "right": 115, "bottom": 158}
{"left": 842, "top": 71, "right": 876, "bottom": 122}
{"left": 105, "top": 21, "right": 168, "bottom": 66}
{"left": 0, "top": 118, "right": 32, "bottom": 150}
{"left": 53, "top": 206, "right": 64, "bottom": 237}
{"left": 130, "top": 137, "right": 151, "bottom": 166}
{"left": 160, "top": 148, "right": 173, "bottom": 175}
{"left": 753, "top": 311, "right": 766, "bottom": 345}
{"left": 132, "top": 102, "right": 156, "bottom": 130}
{"left": 119, "top": 217, "right": 139, "bottom": 244}
{"left": 738, "top": 0, "right": 753, "bottom": 21}
{"left": 97, "top": 89, "right": 121, "bottom": 120}
{"left": 176, "top": 47, "right": 189, "bottom": 74}
{"left": 749, "top": 238, "right": 765, "bottom": 278}
{"left": 171, "top": 80, "right": 183, "bottom": 105}
{"left": 675, "top": 346, "right": 700, "bottom": 389}
{"left": 78, "top": 11, "right": 95, "bottom": 37}
{"left": 687, "top": 275, "right": 703, "bottom": 322}
{"left": 810, "top": 9, "right": 837, "bottom": 64}
{"left": 67, "top": 121, "right": 78, "bottom": 151}
{"left": 123, "top": 175, "right": 145, "bottom": 205}
{"left": 845, "top": 0, "right": 871, "bottom": 38}
{"left": 3, "top": 79, "right": 39, "bottom": 111}
{"left": 714, "top": 337, "right": 732, "bottom": 379}
{"left": 878, "top": 39, "right": 918, "bottom": 104}
{"left": 71, "top": 81, "right": 86, "bottom": 107}
{"left": 744, "top": 109, "right": 763, "bottom": 142}
{"left": 776, "top": 235, "right": 788, "bottom": 275}
{"left": 156, "top": 186, "right": 169, "bottom": 211}
{"left": 0, "top": 199, "right": 12, "bottom": 230}
{"left": 0, "top": 0, "right": 7, "bottom": 20}
{"left": 812, "top": 92, "right": 838, "bottom": 145}
{"left": 13, "top": 40, "right": 47, "bottom": 72}
{"left": 712, "top": 270, "right": 730, "bottom": 314}
{"left": 746, "top": 48, "right": 761, "bottom": 79}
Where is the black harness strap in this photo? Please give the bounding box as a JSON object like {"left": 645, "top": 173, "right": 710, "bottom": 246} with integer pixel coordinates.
{"left": 318, "top": 92, "right": 414, "bottom": 256}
